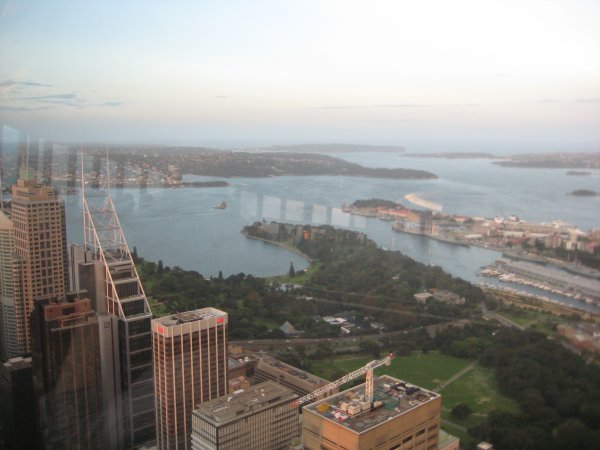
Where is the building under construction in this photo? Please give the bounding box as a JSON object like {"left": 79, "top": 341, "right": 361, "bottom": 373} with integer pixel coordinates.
{"left": 302, "top": 375, "right": 441, "bottom": 450}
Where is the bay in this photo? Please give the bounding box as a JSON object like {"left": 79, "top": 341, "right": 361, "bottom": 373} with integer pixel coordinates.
{"left": 64, "top": 153, "right": 600, "bottom": 312}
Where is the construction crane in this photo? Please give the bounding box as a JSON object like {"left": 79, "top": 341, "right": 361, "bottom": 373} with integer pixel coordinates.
{"left": 295, "top": 353, "right": 393, "bottom": 407}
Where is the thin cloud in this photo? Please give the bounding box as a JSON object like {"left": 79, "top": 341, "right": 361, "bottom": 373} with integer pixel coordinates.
{"left": 23, "top": 93, "right": 77, "bottom": 100}
{"left": 304, "top": 103, "right": 477, "bottom": 110}
{"left": 0, "top": 105, "right": 54, "bottom": 112}
{"left": 20, "top": 92, "right": 87, "bottom": 108}
{"left": 0, "top": 79, "right": 53, "bottom": 88}
{"left": 574, "top": 97, "right": 600, "bottom": 103}
{"left": 102, "top": 101, "right": 125, "bottom": 107}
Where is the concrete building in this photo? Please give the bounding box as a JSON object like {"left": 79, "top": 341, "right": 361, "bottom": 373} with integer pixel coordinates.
{"left": 0, "top": 210, "right": 25, "bottom": 359}
{"left": 0, "top": 356, "right": 40, "bottom": 449}
{"left": 9, "top": 175, "right": 68, "bottom": 353}
{"left": 191, "top": 381, "right": 299, "bottom": 450}
{"left": 153, "top": 308, "right": 229, "bottom": 450}
{"left": 302, "top": 375, "right": 441, "bottom": 450}
{"left": 254, "top": 355, "right": 335, "bottom": 399}
{"left": 30, "top": 293, "right": 104, "bottom": 450}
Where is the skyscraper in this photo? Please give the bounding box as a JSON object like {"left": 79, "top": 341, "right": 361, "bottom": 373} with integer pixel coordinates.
{"left": 0, "top": 210, "right": 25, "bottom": 359}
{"left": 81, "top": 190, "right": 155, "bottom": 448}
{"left": 0, "top": 356, "right": 41, "bottom": 450}
{"left": 153, "top": 308, "right": 229, "bottom": 450}
{"left": 30, "top": 293, "right": 104, "bottom": 450}
{"left": 10, "top": 173, "right": 68, "bottom": 353}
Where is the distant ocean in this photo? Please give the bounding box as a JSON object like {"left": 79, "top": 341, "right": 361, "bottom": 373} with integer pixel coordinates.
{"left": 64, "top": 153, "right": 600, "bottom": 312}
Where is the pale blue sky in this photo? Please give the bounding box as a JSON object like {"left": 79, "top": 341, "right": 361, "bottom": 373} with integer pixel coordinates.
{"left": 1, "top": 0, "right": 599, "bottom": 150}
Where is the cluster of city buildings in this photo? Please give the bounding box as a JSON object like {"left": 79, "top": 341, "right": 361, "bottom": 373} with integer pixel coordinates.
{"left": 557, "top": 322, "right": 600, "bottom": 355}
{"left": 0, "top": 162, "right": 454, "bottom": 450}
{"left": 348, "top": 203, "right": 600, "bottom": 254}
{"left": 0, "top": 134, "right": 182, "bottom": 190}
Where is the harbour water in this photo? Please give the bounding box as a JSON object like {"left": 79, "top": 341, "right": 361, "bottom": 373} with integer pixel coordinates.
{"left": 64, "top": 153, "right": 600, "bottom": 312}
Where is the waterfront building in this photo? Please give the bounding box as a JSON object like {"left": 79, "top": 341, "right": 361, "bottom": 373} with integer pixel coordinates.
{"left": 153, "top": 308, "right": 228, "bottom": 450}
{"left": 0, "top": 210, "right": 25, "bottom": 359}
{"left": 80, "top": 191, "right": 155, "bottom": 448}
{"left": 254, "top": 355, "right": 336, "bottom": 399}
{"left": 191, "top": 381, "right": 299, "bottom": 450}
{"left": 30, "top": 293, "right": 104, "bottom": 450}
{"left": 0, "top": 356, "right": 40, "bottom": 449}
{"left": 10, "top": 173, "right": 68, "bottom": 353}
{"left": 302, "top": 375, "right": 441, "bottom": 450}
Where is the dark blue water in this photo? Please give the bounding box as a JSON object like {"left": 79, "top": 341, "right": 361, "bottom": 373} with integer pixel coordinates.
{"left": 64, "top": 154, "right": 599, "bottom": 312}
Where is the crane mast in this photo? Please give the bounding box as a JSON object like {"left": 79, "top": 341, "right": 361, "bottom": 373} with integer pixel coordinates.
{"left": 296, "top": 353, "right": 393, "bottom": 406}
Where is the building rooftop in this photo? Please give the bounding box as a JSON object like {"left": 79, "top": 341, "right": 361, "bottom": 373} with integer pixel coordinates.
{"left": 304, "top": 375, "right": 440, "bottom": 434}
{"left": 154, "top": 307, "right": 226, "bottom": 327}
{"left": 258, "top": 355, "right": 329, "bottom": 387}
{"left": 1, "top": 356, "right": 32, "bottom": 371}
{"left": 193, "top": 381, "right": 297, "bottom": 426}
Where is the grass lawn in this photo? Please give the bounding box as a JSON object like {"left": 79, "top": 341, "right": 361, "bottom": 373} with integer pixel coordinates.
{"left": 440, "top": 365, "right": 520, "bottom": 427}
{"left": 496, "top": 308, "right": 566, "bottom": 335}
{"left": 311, "top": 351, "right": 471, "bottom": 390}
{"left": 311, "top": 351, "right": 520, "bottom": 434}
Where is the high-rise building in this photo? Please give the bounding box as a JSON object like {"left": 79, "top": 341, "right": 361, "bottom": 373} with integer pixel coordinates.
{"left": 0, "top": 210, "right": 25, "bottom": 359}
{"left": 30, "top": 293, "right": 104, "bottom": 450}
{"left": 302, "top": 375, "right": 441, "bottom": 450}
{"left": 81, "top": 191, "right": 155, "bottom": 448}
{"left": 191, "top": 381, "right": 299, "bottom": 450}
{"left": 153, "top": 308, "right": 229, "bottom": 450}
{"left": 10, "top": 174, "right": 68, "bottom": 353}
{"left": 0, "top": 356, "right": 41, "bottom": 450}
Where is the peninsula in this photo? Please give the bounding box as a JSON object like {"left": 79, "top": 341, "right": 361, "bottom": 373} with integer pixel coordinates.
{"left": 76, "top": 147, "right": 436, "bottom": 187}
{"left": 403, "top": 152, "right": 495, "bottom": 159}
{"left": 494, "top": 152, "right": 600, "bottom": 169}
{"left": 245, "top": 143, "right": 406, "bottom": 153}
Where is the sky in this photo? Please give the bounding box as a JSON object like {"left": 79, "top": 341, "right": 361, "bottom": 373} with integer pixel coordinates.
{"left": 1, "top": 0, "right": 599, "bottom": 151}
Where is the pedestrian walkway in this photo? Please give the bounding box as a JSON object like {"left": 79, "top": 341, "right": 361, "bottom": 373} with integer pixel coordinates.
{"left": 434, "top": 361, "right": 477, "bottom": 392}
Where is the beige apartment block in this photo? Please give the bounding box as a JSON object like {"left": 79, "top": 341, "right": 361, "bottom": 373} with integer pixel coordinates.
{"left": 302, "top": 375, "right": 441, "bottom": 450}
{"left": 10, "top": 177, "right": 68, "bottom": 353}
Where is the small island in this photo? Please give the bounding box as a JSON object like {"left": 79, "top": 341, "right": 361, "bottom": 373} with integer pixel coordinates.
{"left": 567, "top": 170, "right": 592, "bottom": 176}
{"left": 568, "top": 189, "right": 598, "bottom": 197}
